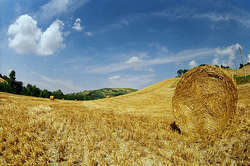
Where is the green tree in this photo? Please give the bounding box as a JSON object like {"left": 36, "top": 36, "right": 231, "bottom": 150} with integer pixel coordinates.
{"left": 177, "top": 69, "right": 184, "bottom": 77}
{"left": 25, "top": 84, "right": 40, "bottom": 96}
{"left": 183, "top": 69, "right": 188, "bottom": 74}
{"left": 9, "top": 70, "right": 16, "bottom": 81}
{"left": 14, "top": 81, "right": 23, "bottom": 94}
{"left": 8, "top": 70, "right": 16, "bottom": 91}
{"left": 0, "top": 82, "right": 11, "bottom": 92}
{"left": 177, "top": 69, "right": 189, "bottom": 77}
{"left": 40, "top": 89, "right": 52, "bottom": 98}
{"left": 5, "top": 70, "right": 23, "bottom": 94}
{"left": 52, "top": 89, "right": 64, "bottom": 99}
{"left": 220, "top": 65, "right": 230, "bottom": 69}
{"left": 86, "top": 90, "right": 105, "bottom": 100}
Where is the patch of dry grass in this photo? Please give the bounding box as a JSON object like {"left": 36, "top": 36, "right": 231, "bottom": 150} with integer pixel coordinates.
{"left": 0, "top": 80, "right": 249, "bottom": 165}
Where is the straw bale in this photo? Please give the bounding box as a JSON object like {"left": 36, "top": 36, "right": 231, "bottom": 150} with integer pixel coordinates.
{"left": 0, "top": 78, "right": 6, "bottom": 83}
{"left": 50, "top": 96, "right": 54, "bottom": 100}
{"left": 172, "top": 65, "right": 238, "bottom": 136}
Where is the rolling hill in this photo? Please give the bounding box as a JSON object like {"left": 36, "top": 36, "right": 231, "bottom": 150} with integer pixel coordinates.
{"left": 75, "top": 88, "right": 137, "bottom": 100}
{"left": 0, "top": 66, "right": 249, "bottom": 165}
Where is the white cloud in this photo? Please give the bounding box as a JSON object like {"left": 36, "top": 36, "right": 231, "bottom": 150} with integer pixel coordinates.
{"left": 147, "top": 48, "right": 214, "bottom": 66}
{"left": 152, "top": 7, "right": 250, "bottom": 29}
{"left": 125, "top": 56, "right": 141, "bottom": 64}
{"left": 85, "top": 32, "right": 93, "bottom": 36}
{"left": 189, "top": 60, "right": 197, "bottom": 68}
{"left": 8, "top": 14, "right": 65, "bottom": 56}
{"left": 108, "top": 75, "right": 120, "bottom": 80}
{"left": 107, "top": 74, "right": 155, "bottom": 89}
{"left": 248, "top": 54, "right": 250, "bottom": 63}
{"left": 72, "top": 18, "right": 83, "bottom": 31}
{"left": 193, "top": 13, "right": 231, "bottom": 22}
{"left": 41, "top": 0, "right": 70, "bottom": 17}
{"left": 212, "top": 56, "right": 219, "bottom": 65}
{"left": 214, "top": 43, "right": 241, "bottom": 67}
{"left": 87, "top": 43, "right": 244, "bottom": 74}
{"left": 37, "top": 20, "right": 65, "bottom": 55}
{"left": 8, "top": 14, "right": 42, "bottom": 54}
{"left": 193, "top": 12, "right": 250, "bottom": 28}
{"left": 87, "top": 52, "right": 149, "bottom": 74}
{"left": 87, "top": 48, "right": 214, "bottom": 74}
{"left": 40, "top": 0, "right": 89, "bottom": 20}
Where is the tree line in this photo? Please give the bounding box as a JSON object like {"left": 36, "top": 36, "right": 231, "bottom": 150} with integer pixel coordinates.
{"left": 0, "top": 70, "right": 137, "bottom": 100}
{"left": 176, "top": 63, "right": 250, "bottom": 77}
{"left": 0, "top": 70, "right": 65, "bottom": 99}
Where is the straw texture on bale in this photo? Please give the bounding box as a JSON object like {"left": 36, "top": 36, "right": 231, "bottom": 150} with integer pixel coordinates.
{"left": 172, "top": 65, "right": 238, "bottom": 136}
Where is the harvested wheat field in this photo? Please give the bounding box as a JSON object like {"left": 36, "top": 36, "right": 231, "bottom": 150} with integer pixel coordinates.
{"left": 0, "top": 67, "right": 249, "bottom": 165}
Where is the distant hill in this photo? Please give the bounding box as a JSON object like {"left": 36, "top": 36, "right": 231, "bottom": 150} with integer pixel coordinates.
{"left": 223, "top": 63, "right": 250, "bottom": 77}
{"left": 64, "top": 88, "right": 138, "bottom": 100}
{"left": 83, "top": 88, "right": 137, "bottom": 96}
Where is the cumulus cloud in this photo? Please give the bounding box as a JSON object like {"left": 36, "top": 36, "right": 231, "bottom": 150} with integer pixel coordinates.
{"left": 40, "top": 0, "right": 89, "bottom": 20}
{"left": 214, "top": 43, "right": 241, "bottom": 67}
{"left": 248, "top": 54, "right": 250, "bottom": 63}
{"left": 38, "top": 20, "right": 65, "bottom": 55}
{"left": 8, "top": 14, "right": 65, "bottom": 56}
{"left": 72, "top": 18, "right": 83, "bottom": 31}
{"left": 8, "top": 14, "right": 42, "bottom": 54}
{"left": 189, "top": 60, "right": 197, "bottom": 68}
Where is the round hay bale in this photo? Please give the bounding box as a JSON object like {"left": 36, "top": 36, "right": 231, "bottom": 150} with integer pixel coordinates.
{"left": 50, "top": 96, "right": 54, "bottom": 100}
{"left": 0, "top": 78, "right": 7, "bottom": 84}
{"left": 172, "top": 65, "right": 238, "bottom": 136}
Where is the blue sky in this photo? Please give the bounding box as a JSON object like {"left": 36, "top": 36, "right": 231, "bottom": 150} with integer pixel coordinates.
{"left": 1, "top": 0, "right": 250, "bottom": 93}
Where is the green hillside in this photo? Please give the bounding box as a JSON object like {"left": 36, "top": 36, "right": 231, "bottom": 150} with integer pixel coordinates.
{"left": 64, "top": 88, "right": 138, "bottom": 100}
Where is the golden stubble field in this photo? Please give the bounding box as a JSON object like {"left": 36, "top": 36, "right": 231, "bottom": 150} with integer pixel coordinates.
{"left": 0, "top": 68, "right": 249, "bottom": 165}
